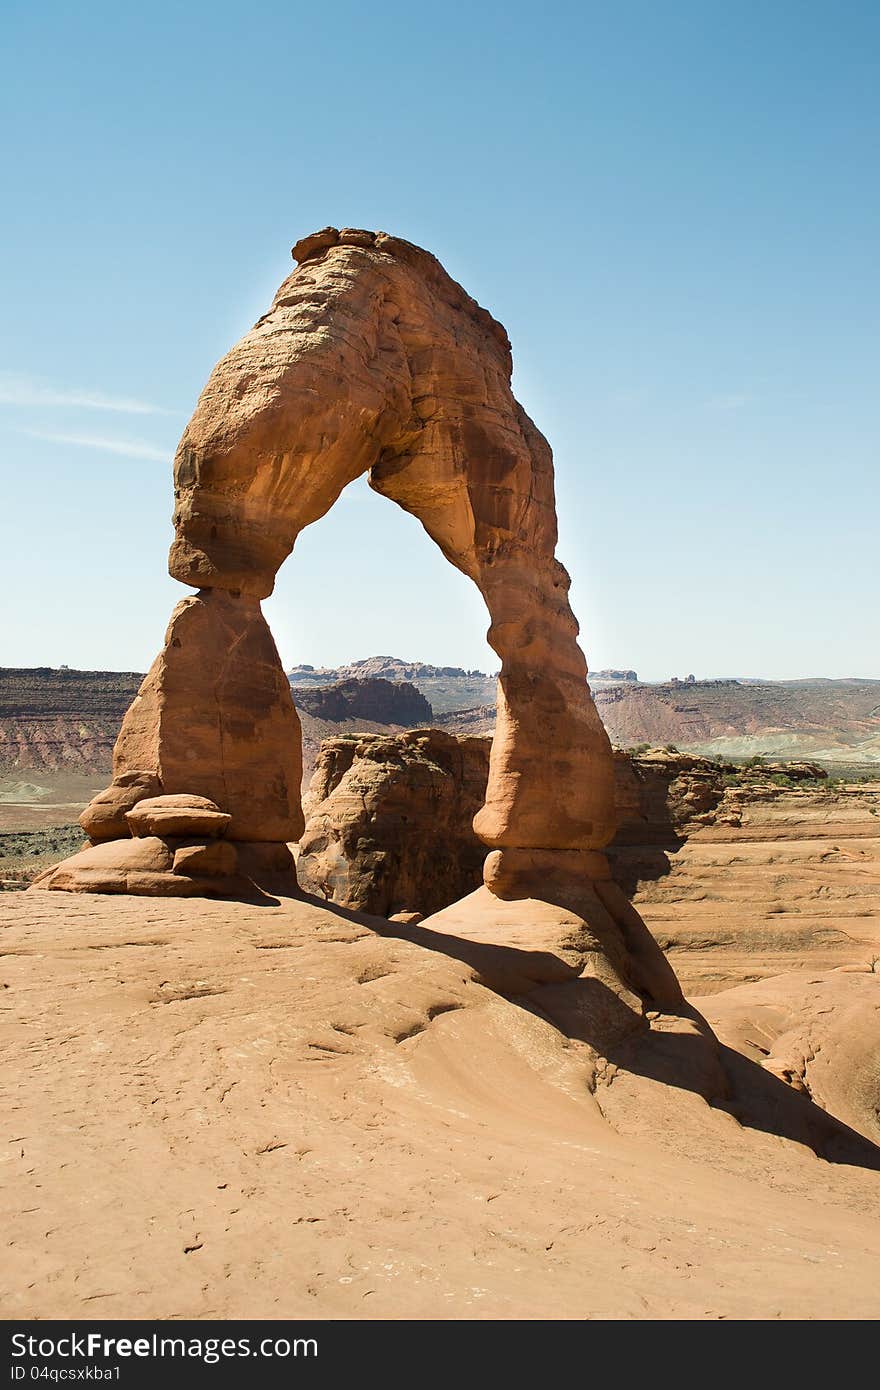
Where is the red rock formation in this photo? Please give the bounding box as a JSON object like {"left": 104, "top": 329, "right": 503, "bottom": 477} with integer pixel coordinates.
{"left": 109, "top": 590, "right": 302, "bottom": 843}
{"left": 40, "top": 229, "right": 678, "bottom": 1012}
{"left": 162, "top": 228, "right": 617, "bottom": 875}
{"left": 297, "top": 730, "right": 490, "bottom": 916}
{"left": 36, "top": 592, "right": 302, "bottom": 893}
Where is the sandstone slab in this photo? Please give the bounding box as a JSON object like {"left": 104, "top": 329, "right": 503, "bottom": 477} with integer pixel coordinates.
{"left": 126, "top": 794, "right": 231, "bottom": 840}
{"left": 79, "top": 770, "right": 162, "bottom": 841}
{"left": 172, "top": 839, "right": 238, "bottom": 877}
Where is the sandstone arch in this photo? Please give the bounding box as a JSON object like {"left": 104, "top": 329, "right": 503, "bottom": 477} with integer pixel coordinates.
{"left": 36, "top": 229, "right": 681, "bottom": 1010}
{"left": 161, "top": 226, "right": 618, "bottom": 854}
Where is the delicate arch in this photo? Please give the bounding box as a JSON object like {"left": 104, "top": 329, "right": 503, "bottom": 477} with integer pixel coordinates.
{"left": 163, "top": 227, "right": 616, "bottom": 856}
{"left": 36, "top": 227, "right": 681, "bottom": 1009}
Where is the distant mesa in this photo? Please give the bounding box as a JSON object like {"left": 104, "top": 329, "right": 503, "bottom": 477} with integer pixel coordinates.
{"left": 3, "top": 665, "right": 880, "bottom": 777}
{"left": 292, "top": 659, "right": 640, "bottom": 690}
{"left": 288, "top": 657, "right": 499, "bottom": 717}
{"left": 592, "top": 668, "right": 639, "bottom": 682}
{"left": 292, "top": 677, "right": 433, "bottom": 728}
{"left": 0, "top": 667, "right": 145, "bottom": 774}
{"left": 288, "top": 656, "right": 494, "bottom": 685}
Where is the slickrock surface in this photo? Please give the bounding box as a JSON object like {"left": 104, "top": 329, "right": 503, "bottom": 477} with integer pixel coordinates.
{"left": 622, "top": 774, "right": 880, "bottom": 994}
{"left": 699, "top": 970, "right": 880, "bottom": 1144}
{"left": 3, "top": 889, "right": 879, "bottom": 1320}
{"left": 297, "top": 730, "right": 491, "bottom": 916}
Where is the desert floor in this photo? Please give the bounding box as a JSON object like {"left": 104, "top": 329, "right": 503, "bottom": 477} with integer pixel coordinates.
{"left": 2, "top": 885, "right": 879, "bottom": 1320}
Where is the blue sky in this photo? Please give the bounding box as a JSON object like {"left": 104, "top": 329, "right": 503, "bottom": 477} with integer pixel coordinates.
{"left": 2, "top": 0, "right": 877, "bottom": 680}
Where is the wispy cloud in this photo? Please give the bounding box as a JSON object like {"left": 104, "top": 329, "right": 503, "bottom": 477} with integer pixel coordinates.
{"left": 21, "top": 428, "right": 170, "bottom": 462}
{"left": 0, "top": 372, "right": 171, "bottom": 415}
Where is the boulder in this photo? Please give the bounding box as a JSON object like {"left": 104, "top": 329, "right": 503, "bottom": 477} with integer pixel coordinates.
{"left": 80, "top": 770, "right": 162, "bottom": 841}
{"left": 125, "top": 794, "right": 231, "bottom": 839}
{"left": 172, "top": 840, "right": 238, "bottom": 877}
{"left": 31, "top": 835, "right": 173, "bottom": 893}
{"left": 298, "top": 730, "right": 491, "bottom": 918}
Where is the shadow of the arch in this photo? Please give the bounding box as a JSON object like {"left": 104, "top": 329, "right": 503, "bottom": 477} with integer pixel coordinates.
{"left": 606, "top": 844, "right": 679, "bottom": 897}
{"left": 297, "top": 889, "right": 880, "bottom": 1173}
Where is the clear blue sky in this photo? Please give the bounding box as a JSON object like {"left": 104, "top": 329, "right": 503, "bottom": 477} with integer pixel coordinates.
{"left": 2, "top": 1, "right": 877, "bottom": 680}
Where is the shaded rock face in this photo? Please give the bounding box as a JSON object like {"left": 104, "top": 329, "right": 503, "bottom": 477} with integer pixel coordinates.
{"left": 610, "top": 749, "right": 734, "bottom": 848}
{"left": 292, "top": 677, "right": 432, "bottom": 728}
{"left": 297, "top": 730, "right": 491, "bottom": 917}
